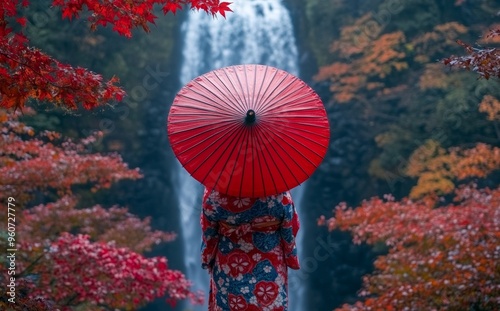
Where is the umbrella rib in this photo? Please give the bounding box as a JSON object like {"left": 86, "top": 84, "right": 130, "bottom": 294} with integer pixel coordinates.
{"left": 197, "top": 74, "right": 244, "bottom": 115}
{"left": 259, "top": 122, "right": 326, "bottom": 167}
{"left": 174, "top": 131, "right": 224, "bottom": 157}
{"left": 258, "top": 126, "right": 308, "bottom": 184}
{"left": 258, "top": 127, "right": 292, "bottom": 194}
{"left": 182, "top": 121, "right": 243, "bottom": 172}
{"left": 240, "top": 65, "right": 251, "bottom": 111}
{"left": 176, "top": 97, "right": 235, "bottom": 117}
{"left": 192, "top": 72, "right": 245, "bottom": 112}
{"left": 255, "top": 125, "right": 312, "bottom": 182}
{"left": 266, "top": 127, "right": 309, "bottom": 188}
{"left": 259, "top": 77, "right": 308, "bottom": 113}
{"left": 171, "top": 121, "right": 240, "bottom": 154}
{"left": 179, "top": 87, "right": 240, "bottom": 116}
{"left": 252, "top": 65, "right": 268, "bottom": 113}
{"left": 267, "top": 73, "right": 298, "bottom": 111}
{"left": 212, "top": 70, "right": 247, "bottom": 111}
{"left": 250, "top": 64, "right": 259, "bottom": 111}
{"left": 276, "top": 127, "right": 330, "bottom": 144}
{"left": 265, "top": 116, "right": 330, "bottom": 132}
{"left": 263, "top": 115, "right": 329, "bottom": 122}
{"left": 232, "top": 66, "right": 250, "bottom": 111}
{"left": 201, "top": 68, "right": 247, "bottom": 115}
{"left": 237, "top": 125, "right": 250, "bottom": 197}
{"left": 260, "top": 89, "right": 318, "bottom": 112}
{"left": 256, "top": 66, "right": 297, "bottom": 112}
{"left": 257, "top": 72, "right": 296, "bottom": 113}
{"left": 220, "top": 67, "right": 248, "bottom": 113}
{"left": 253, "top": 66, "right": 282, "bottom": 114}
{"left": 170, "top": 121, "right": 237, "bottom": 139}
{"left": 172, "top": 98, "right": 234, "bottom": 112}
{"left": 264, "top": 104, "right": 325, "bottom": 113}
{"left": 168, "top": 112, "right": 235, "bottom": 120}
{"left": 248, "top": 125, "right": 256, "bottom": 198}
{"left": 253, "top": 126, "right": 287, "bottom": 195}
{"left": 264, "top": 92, "right": 312, "bottom": 113}
{"left": 260, "top": 120, "right": 330, "bottom": 147}
{"left": 262, "top": 121, "right": 328, "bottom": 158}
{"left": 169, "top": 116, "right": 238, "bottom": 124}
{"left": 199, "top": 123, "right": 247, "bottom": 191}
{"left": 258, "top": 72, "right": 317, "bottom": 114}
{"left": 224, "top": 123, "right": 248, "bottom": 196}
{"left": 251, "top": 125, "right": 270, "bottom": 197}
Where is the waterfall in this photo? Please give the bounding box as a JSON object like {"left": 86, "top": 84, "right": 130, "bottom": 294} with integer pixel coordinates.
{"left": 177, "top": 1, "right": 304, "bottom": 309}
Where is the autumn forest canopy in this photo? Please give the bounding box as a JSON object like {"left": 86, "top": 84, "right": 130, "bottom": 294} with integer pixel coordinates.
{"left": 1, "top": 0, "right": 500, "bottom": 310}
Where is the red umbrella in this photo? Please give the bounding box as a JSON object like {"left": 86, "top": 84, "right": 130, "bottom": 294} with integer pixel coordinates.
{"left": 167, "top": 64, "right": 330, "bottom": 198}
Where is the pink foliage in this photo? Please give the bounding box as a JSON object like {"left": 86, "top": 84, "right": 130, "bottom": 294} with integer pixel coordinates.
{"left": 21, "top": 233, "right": 203, "bottom": 310}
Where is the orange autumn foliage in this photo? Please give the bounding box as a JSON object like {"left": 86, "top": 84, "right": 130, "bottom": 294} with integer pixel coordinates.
{"left": 479, "top": 94, "right": 500, "bottom": 121}
{"left": 406, "top": 140, "right": 500, "bottom": 198}
{"left": 479, "top": 24, "right": 500, "bottom": 44}
{"left": 316, "top": 20, "right": 471, "bottom": 104}
{"left": 362, "top": 32, "right": 407, "bottom": 77}
{"left": 315, "top": 27, "right": 408, "bottom": 103}
{"left": 314, "top": 63, "right": 351, "bottom": 82}
{"left": 412, "top": 22, "right": 468, "bottom": 64}
{"left": 329, "top": 14, "right": 375, "bottom": 57}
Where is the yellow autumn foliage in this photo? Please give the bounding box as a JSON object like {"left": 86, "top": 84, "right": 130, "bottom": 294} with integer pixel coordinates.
{"left": 407, "top": 140, "right": 500, "bottom": 198}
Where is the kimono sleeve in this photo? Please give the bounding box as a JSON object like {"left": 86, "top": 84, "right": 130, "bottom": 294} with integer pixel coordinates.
{"left": 280, "top": 197, "right": 300, "bottom": 270}
{"left": 200, "top": 190, "right": 220, "bottom": 270}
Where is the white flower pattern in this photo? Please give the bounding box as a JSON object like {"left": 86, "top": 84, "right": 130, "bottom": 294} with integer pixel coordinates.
{"left": 233, "top": 197, "right": 251, "bottom": 208}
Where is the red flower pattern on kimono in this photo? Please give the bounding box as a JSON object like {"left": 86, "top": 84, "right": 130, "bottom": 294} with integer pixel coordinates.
{"left": 254, "top": 281, "right": 279, "bottom": 306}
{"left": 201, "top": 188, "right": 300, "bottom": 310}
{"left": 227, "top": 251, "right": 254, "bottom": 277}
{"left": 229, "top": 294, "right": 248, "bottom": 310}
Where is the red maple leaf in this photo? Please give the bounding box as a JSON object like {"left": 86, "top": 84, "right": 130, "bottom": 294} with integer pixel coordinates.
{"left": 217, "top": 2, "right": 233, "bottom": 18}
{"left": 0, "top": 0, "right": 233, "bottom": 111}
{"left": 163, "top": 1, "right": 183, "bottom": 15}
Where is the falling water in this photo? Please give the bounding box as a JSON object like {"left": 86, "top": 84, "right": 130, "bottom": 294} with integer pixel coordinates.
{"left": 177, "top": 1, "right": 304, "bottom": 309}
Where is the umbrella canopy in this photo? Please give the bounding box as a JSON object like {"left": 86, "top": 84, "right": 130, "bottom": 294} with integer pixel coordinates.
{"left": 167, "top": 64, "right": 330, "bottom": 198}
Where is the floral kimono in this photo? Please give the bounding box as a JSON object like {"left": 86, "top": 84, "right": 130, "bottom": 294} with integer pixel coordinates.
{"left": 201, "top": 188, "right": 300, "bottom": 311}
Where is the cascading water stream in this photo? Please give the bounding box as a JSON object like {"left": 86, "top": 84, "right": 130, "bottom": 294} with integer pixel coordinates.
{"left": 176, "top": 1, "right": 305, "bottom": 309}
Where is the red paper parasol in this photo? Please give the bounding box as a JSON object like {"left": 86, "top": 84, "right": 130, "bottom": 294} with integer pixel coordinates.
{"left": 167, "top": 64, "right": 330, "bottom": 198}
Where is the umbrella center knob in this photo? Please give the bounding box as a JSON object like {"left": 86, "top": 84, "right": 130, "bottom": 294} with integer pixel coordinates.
{"left": 245, "top": 110, "right": 256, "bottom": 124}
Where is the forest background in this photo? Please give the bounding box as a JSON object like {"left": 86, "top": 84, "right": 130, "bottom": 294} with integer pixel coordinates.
{"left": 0, "top": 0, "right": 499, "bottom": 310}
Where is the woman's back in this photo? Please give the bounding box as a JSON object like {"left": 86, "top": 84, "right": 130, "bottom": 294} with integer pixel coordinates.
{"left": 201, "top": 189, "right": 299, "bottom": 311}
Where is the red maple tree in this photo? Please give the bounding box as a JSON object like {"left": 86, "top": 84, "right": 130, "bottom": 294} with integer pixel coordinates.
{"left": 0, "top": 110, "right": 202, "bottom": 310}
{"left": 320, "top": 118, "right": 500, "bottom": 310}
{"left": 18, "top": 233, "right": 201, "bottom": 310}
{"left": 0, "top": 0, "right": 232, "bottom": 110}
{"left": 320, "top": 185, "right": 500, "bottom": 311}
{"left": 1, "top": 1, "right": 232, "bottom": 309}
